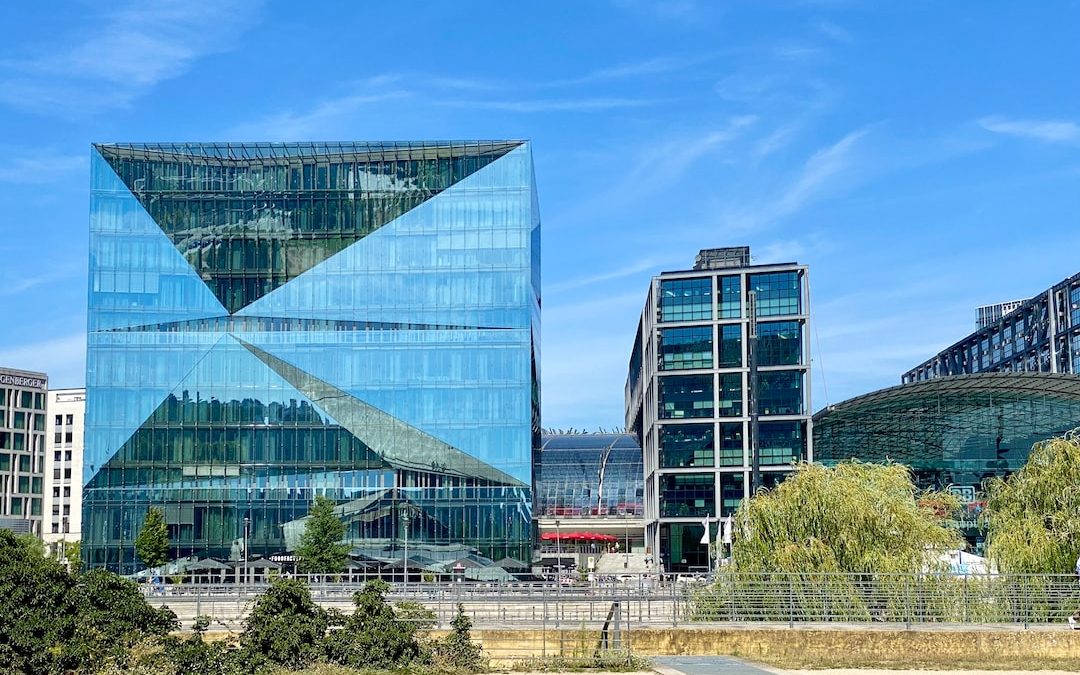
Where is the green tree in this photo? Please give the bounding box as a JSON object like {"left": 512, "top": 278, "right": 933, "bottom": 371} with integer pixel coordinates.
{"left": 68, "top": 568, "right": 179, "bottom": 669}
{"left": 0, "top": 529, "right": 179, "bottom": 673}
{"left": 296, "top": 495, "right": 348, "bottom": 575}
{"left": 432, "top": 604, "right": 485, "bottom": 671}
{"left": 733, "top": 461, "right": 962, "bottom": 574}
{"left": 984, "top": 431, "right": 1080, "bottom": 573}
{"left": 135, "top": 506, "right": 170, "bottom": 571}
{"left": 238, "top": 577, "right": 327, "bottom": 671}
{"left": 0, "top": 528, "right": 76, "bottom": 673}
{"left": 323, "top": 579, "right": 425, "bottom": 670}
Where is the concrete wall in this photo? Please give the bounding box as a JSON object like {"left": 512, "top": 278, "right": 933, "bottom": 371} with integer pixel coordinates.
{"left": 466, "top": 626, "right": 1080, "bottom": 666}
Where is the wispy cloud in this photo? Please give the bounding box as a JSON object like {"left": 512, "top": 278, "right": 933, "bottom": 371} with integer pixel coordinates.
{"left": 0, "top": 0, "right": 263, "bottom": 115}
{"left": 547, "top": 257, "right": 683, "bottom": 294}
{"left": 438, "top": 97, "right": 659, "bottom": 113}
{"left": 716, "top": 126, "right": 872, "bottom": 232}
{"left": 816, "top": 20, "right": 853, "bottom": 43}
{"left": 0, "top": 153, "right": 86, "bottom": 183}
{"left": 978, "top": 116, "right": 1080, "bottom": 143}
{"left": 230, "top": 91, "right": 411, "bottom": 140}
{"left": 543, "top": 53, "right": 719, "bottom": 87}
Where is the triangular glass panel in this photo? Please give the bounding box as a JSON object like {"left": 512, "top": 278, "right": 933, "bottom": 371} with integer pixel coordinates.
{"left": 94, "top": 142, "right": 523, "bottom": 314}
{"left": 85, "top": 334, "right": 388, "bottom": 491}
{"left": 89, "top": 150, "right": 228, "bottom": 331}
{"left": 237, "top": 144, "right": 536, "bottom": 329}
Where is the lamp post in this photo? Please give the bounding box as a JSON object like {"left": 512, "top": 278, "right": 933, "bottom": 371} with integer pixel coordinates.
{"left": 624, "top": 513, "right": 630, "bottom": 569}
{"left": 554, "top": 519, "right": 562, "bottom": 584}
{"left": 402, "top": 508, "right": 411, "bottom": 594}
{"left": 242, "top": 516, "right": 250, "bottom": 587}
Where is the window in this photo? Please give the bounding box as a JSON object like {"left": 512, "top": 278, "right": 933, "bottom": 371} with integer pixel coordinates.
{"left": 18, "top": 455, "right": 29, "bottom": 472}
{"left": 10, "top": 498, "right": 21, "bottom": 516}
{"left": 64, "top": 432, "right": 72, "bottom": 443}
{"left": 64, "top": 451, "right": 71, "bottom": 461}
{"left": 65, "top": 414, "right": 73, "bottom": 425}
{"left": 757, "top": 371, "right": 804, "bottom": 415}
{"left": 719, "top": 472, "right": 744, "bottom": 516}
{"left": 749, "top": 271, "right": 801, "bottom": 316}
{"left": 63, "top": 469, "right": 71, "bottom": 479}
{"left": 54, "top": 450, "right": 61, "bottom": 461}
{"left": 758, "top": 421, "right": 805, "bottom": 465}
{"left": 659, "top": 424, "right": 714, "bottom": 468}
{"left": 54, "top": 415, "right": 62, "bottom": 427}
{"left": 718, "top": 324, "right": 742, "bottom": 367}
{"left": 718, "top": 422, "right": 744, "bottom": 466}
{"left": 660, "top": 473, "right": 714, "bottom": 517}
{"left": 63, "top": 486, "right": 70, "bottom": 497}
{"left": 52, "top": 523, "right": 59, "bottom": 533}
{"left": 659, "top": 326, "right": 713, "bottom": 370}
{"left": 757, "top": 321, "right": 802, "bottom": 366}
{"left": 717, "top": 373, "right": 743, "bottom": 417}
{"left": 0, "top": 453, "right": 8, "bottom": 471}
{"left": 53, "top": 486, "right": 60, "bottom": 497}
{"left": 659, "top": 278, "right": 712, "bottom": 322}
{"left": 13, "top": 412, "right": 24, "bottom": 429}
{"left": 718, "top": 276, "right": 741, "bottom": 319}
{"left": 20, "top": 391, "right": 32, "bottom": 408}
{"left": 659, "top": 375, "right": 714, "bottom": 419}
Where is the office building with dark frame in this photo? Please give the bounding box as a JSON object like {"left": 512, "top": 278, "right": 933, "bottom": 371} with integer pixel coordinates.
{"left": 84, "top": 141, "right": 540, "bottom": 573}
{"left": 905, "top": 272, "right": 1080, "bottom": 383}
{"left": 625, "top": 247, "right": 811, "bottom": 573}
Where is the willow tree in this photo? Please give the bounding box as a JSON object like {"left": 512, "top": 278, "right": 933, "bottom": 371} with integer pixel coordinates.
{"left": 984, "top": 431, "right": 1080, "bottom": 574}
{"left": 732, "top": 461, "right": 962, "bottom": 574}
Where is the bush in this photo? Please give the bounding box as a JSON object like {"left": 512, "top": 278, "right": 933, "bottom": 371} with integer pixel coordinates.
{"left": 323, "top": 579, "right": 425, "bottom": 670}
{"left": 430, "top": 604, "right": 485, "bottom": 672}
{"left": 237, "top": 577, "right": 328, "bottom": 672}
{"left": 69, "top": 568, "right": 179, "bottom": 669}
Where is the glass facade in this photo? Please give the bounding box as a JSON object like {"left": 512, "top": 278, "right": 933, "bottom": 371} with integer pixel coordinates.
{"left": 905, "top": 273, "right": 1080, "bottom": 383}
{"left": 658, "top": 424, "right": 714, "bottom": 469}
{"left": 749, "top": 271, "right": 801, "bottom": 317}
{"left": 659, "top": 473, "right": 713, "bottom": 518}
{"left": 659, "top": 278, "right": 712, "bottom": 322}
{"left": 813, "top": 373, "right": 1080, "bottom": 551}
{"left": 659, "top": 375, "right": 714, "bottom": 419}
{"left": 627, "top": 249, "right": 810, "bottom": 574}
{"left": 84, "top": 142, "right": 540, "bottom": 572}
{"left": 658, "top": 326, "right": 712, "bottom": 370}
{"left": 535, "top": 433, "right": 643, "bottom": 517}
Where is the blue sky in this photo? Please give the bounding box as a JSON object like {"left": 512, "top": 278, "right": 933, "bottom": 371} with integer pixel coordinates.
{"left": 0, "top": 1, "right": 1078, "bottom": 429}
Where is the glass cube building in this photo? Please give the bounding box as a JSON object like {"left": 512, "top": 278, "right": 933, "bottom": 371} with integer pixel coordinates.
{"left": 84, "top": 142, "right": 540, "bottom": 573}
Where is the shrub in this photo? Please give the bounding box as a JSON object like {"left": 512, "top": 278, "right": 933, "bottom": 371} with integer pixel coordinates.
{"left": 431, "top": 604, "right": 485, "bottom": 672}
{"left": 237, "top": 577, "right": 327, "bottom": 672}
{"left": 323, "top": 579, "right": 424, "bottom": 670}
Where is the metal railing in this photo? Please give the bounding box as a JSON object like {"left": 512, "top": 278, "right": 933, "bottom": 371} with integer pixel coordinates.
{"left": 141, "top": 571, "right": 1080, "bottom": 631}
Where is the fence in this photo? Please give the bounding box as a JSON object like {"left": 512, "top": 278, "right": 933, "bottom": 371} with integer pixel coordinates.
{"left": 143, "top": 571, "right": 1080, "bottom": 630}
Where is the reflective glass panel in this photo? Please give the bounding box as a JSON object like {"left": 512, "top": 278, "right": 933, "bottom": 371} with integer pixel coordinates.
{"left": 659, "top": 326, "right": 712, "bottom": 371}
{"left": 659, "top": 375, "right": 714, "bottom": 419}
{"left": 658, "top": 424, "right": 714, "bottom": 468}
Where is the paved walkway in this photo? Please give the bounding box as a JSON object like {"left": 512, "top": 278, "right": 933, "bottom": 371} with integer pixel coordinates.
{"left": 653, "top": 655, "right": 775, "bottom": 674}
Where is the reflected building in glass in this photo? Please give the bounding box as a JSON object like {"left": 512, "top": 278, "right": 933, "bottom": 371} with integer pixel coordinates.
{"left": 84, "top": 142, "right": 540, "bottom": 573}
{"left": 625, "top": 247, "right": 811, "bottom": 572}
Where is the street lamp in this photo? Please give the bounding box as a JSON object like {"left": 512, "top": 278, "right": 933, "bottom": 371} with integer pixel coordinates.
{"left": 624, "top": 513, "right": 630, "bottom": 570}
{"left": 243, "top": 516, "right": 250, "bottom": 586}
{"left": 401, "top": 508, "right": 411, "bottom": 594}
{"left": 554, "top": 519, "right": 562, "bottom": 583}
